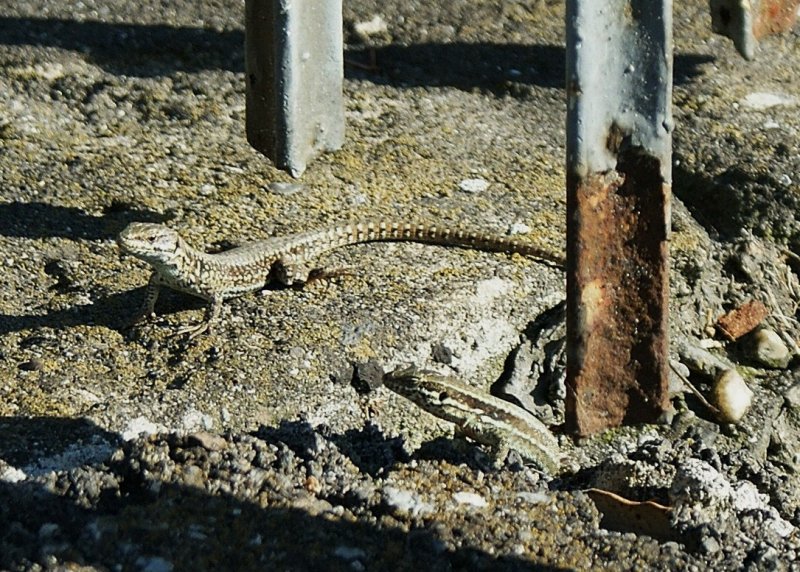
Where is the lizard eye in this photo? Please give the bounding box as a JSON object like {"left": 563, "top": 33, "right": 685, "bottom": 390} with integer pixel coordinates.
{"left": 438, "top": 391, "right": 448, "bottom": 401}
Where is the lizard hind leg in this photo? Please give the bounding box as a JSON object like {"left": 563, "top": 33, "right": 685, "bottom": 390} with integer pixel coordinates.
{"left": 271, "top": 258, "right": 352, "bottom": 290}
{"left": 270, "top": 258, "right": 312, "bottom": 287}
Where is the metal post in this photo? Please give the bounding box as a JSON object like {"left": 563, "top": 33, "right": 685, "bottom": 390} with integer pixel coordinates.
{"left": 565, "top": 1, "right": 673, "bottom": 436}
{"left": 245, "top": 0, "right": 345, "bottom": 177}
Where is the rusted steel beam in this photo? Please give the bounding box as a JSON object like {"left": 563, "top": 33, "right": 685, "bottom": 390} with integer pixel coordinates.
{"left": 565, "top": 1, "right": 673, "bottom": 436}
{"left": 245, "top": 0, "right": 345, "bottom": 177}
{"left": 710, "top": 0, "right": 800, "bottom": 60}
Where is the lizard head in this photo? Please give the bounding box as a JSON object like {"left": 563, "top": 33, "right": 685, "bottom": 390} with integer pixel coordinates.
{"left": 117, "top": 223, "right": 182, "bottom": 264}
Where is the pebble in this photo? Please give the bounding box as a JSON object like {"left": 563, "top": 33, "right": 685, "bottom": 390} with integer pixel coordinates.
{"left": 668, "top": 359, "right": 689, "bottom": 395}
{"left": 458, "top": 178, "right": 489, "bottom": 193}
{"left": 18, "top": 357, "right": 44, "bottom": 371}
{"left": 355, "top": 360, "right": 384, "bottom": 390}
{"left": 354, "top": 15, "right": 388, "bottom": 37}
{"left": 669, "top": 459, "right": 734, "bottom": 528}
{"left": 508, "top": 222, "right": 531, "bottom": 235}
{"left": 453, "top": 491, "right": 487, "bottom": 507}
{"left": 677, "top": 339, "right": 732, "bottom": 378}
{"left": 0, "top": 464, "right": 27, "bottom": 483}
{"left": 516, "top": 491, "right": 550, "bottom": 505}
{"left": 713, "top": 369, "right": 753, "bottom": 424}
{"left": 748, "top": 328, "right": 791, "bottom": 369}
{"left": 304, "top": 475, "right": 322, "bottom": 494}
{"left": 180, "top": 464, "right": 205, "bottom": 488}
{"left": 382, "top": 486, "right": 434, "bottom": 517}
{"left": 784, "top": 382, "right": 800, "bottom": 409}
{"left": 187, "top": 431, "right": 227, "bottom": 451}
{"left": 431, "top": 343, "right": 453, "bottom": 364}
{"left": 739, "top": 92, "right": 798, "bottom": 110}
{"left": 266, "top": 182, "right": 305, "bottom": 196}
{"left": 122, "top": 416, "right": 162, "bottom": 441}
{"left": 700, "top": 535, "right": 721, "bottom": 554}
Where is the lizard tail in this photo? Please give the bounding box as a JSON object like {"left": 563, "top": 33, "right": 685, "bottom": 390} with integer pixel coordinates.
{"left": 331, "top": 221, "right": 565, "bottom": 267}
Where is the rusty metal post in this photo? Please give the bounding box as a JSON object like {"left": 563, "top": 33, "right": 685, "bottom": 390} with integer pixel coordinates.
{"left": 710, "top": 0, "right": 800, "bottom": 60}
{"left": 565, "top": 1, "right": 673, "bottom": 436}
{"left": 245, "top": 0, "right": 345, "bottom": 177}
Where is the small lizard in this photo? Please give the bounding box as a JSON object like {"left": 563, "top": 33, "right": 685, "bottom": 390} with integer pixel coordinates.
{"left": 382, "top": 366, "right": 562, "bottom": 473}
{"left": 117, "top": 220, "right": 564, "bottom": 337}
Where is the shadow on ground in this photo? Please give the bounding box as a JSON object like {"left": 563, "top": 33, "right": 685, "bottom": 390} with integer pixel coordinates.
{"left": 0, "top": 416, "right": 568, "bottom": 571}
{"left": 1, "top": 16, "right": 712, "bottom": 91}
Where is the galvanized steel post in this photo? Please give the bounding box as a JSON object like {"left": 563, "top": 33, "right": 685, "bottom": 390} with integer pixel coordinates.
{"left": 565, "top": 1, "right": 673, "bottom": 436}
{"left": 245, "top": 0, "right": 345, "bottom": 177}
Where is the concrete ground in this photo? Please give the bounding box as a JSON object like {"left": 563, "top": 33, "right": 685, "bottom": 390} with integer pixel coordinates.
{"left": 1, "top": 1, "right": 799, "bottom": 570}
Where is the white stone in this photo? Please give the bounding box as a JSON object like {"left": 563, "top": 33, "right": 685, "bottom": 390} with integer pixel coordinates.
{"left": 453, "top": 491, "right": 488, "bottom": 507}
{"left": 458, "top": 178, "right": 490, "bottom": 193}
{"left": 354, "top": 15, "right": 388, "bottom": 36}
{"left": 739, "top": 92, "right": 798, "bottom": 110}
{"left": 713, "top": 369, "right": 753, "bottom": 424}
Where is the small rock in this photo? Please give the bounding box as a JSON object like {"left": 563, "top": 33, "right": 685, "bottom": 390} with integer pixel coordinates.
{"left": 748, "top": 328, "right": 791, "bottom": 369}
{"left": 508, "top": 222, "right": 531, "bottom": 235}
{"left": 739, "top": 92, "right": 798, "bottom": 110}
{"left": 431, "top": 343, "right": 453, "bottom": 364}
{"left": 181, "top": 464, "right": 206, "bottom": 488}
{"left": 452, "top": 491, "right": 487, "bottom": 507}
{"left": 18, "top": 357, "right": 44, "bottom": 371}
{"left": 516, "top": 491, "right": 550, "bottom": 504}
{"left": 732, "top": 481, "right": 795, "bottom": 538}
{"left": 669, "top": 459, "right": 735, "bottom": 532}
{"left": 784, "top": 382, "right": 800, "bottom": 409}
{"left": 677, "top": 339, "right": 732, "bottom": 378}
{"left": 353, "top": 15, "right": 388, "bottom": 37}
{"left": 0, "top": 464, "right": 27, "bottom": 483}
{"left": 668, "top": 359, "right": 689, "bottom": 396}
{"left": 304, "top": 475, "right": 322, "bottom": 495}
{"left": 266, "top": 182, "right": 305, "bottom": 196}
{"left": 458, "top": 178, "right": 489, "bottom": 193}
{"left": 382, "top": 486, "right": 434, "bottom": 517}
{"left": 746, "top": 546, "right": 780, "bottom": 571}
{"left": 355, "top": 360, "right": 384, "bottom": 391}
{"left": 713, "top": 369, "right": 753, "bottom": 424}
{"left": 700, "top": 535, "right": 721, "bottom": 555}
{"left": 187, "top": 431, "right": 227, "bottom": 451}
{"left": 122, "top": 417, "right": 163, "bottom": 441}
{"left": 330, "top": 362, "right": 355, "bottom": 386}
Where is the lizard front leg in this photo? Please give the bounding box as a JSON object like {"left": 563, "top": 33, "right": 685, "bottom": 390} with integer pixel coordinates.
{"left": 461, "top": 416, "right": 510, "bottom": 469}
{"left": 129, "top": 272, "right": 162, "bottom": 326}
{"left": 174, "top": 295, "right": 224, "bottom": 339}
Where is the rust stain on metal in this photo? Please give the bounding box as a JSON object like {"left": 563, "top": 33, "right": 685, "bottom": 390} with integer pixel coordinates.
{"left": 710, "top": 0, "right": 799, "bottom": 59}
{"left": 716, "top": 299, "right": 769, "bottom": 340}
{"left": 566, "top": 150, "right": 670, "bottom": 437}
{"left": 753, "top": 0, "right": 800, "bottom": 38}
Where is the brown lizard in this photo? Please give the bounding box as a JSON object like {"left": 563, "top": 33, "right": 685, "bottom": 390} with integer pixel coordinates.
{"left": 117, "top": 220, "right": 564, "bottom": 337}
